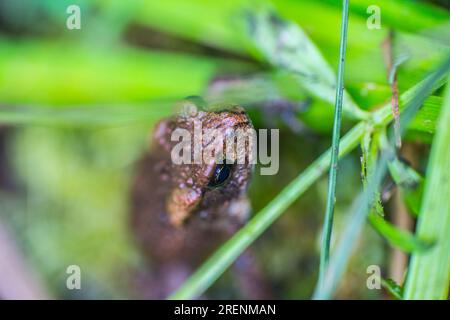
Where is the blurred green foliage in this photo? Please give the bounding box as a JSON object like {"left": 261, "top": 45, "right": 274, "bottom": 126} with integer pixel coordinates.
{"left": 0, "top": 0, "right": 448, "bottom": 299}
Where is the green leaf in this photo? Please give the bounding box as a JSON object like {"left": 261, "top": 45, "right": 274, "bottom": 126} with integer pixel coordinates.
{"left": 408, "top": 96, "right": 443, "bottom": 135}
{"left": 386, "top": 156, "right": 424, "bottom": 217}
{"left": 362, "top": 131, "right": 429, "bottom": 252}
{"left": 0, "top": 39, "right": 249, "bottom": 105}
{"left": 368, "top": 213, "right": 432, "bottom": 253}
{"left": 361, "top": 128, "right": 384, "bottom": 217}
{"left": 247, "top": 8, "right": 368, "bottom": 120}
{"left": 382, "top": 278, "right": 403, "bottom": 300}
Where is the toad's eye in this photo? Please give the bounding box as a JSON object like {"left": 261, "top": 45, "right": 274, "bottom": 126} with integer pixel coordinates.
{"left": 208, "top": 163, "right": 232, "bottom": 188}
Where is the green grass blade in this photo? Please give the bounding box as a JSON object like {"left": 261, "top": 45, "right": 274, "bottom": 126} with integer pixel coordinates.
{"left": 404, "top": 75, "right": 450, "bottom": 300}
{"left": 318, "top": 0, "right": 350, "bottom": 292}
{"left": 0, "top": 104, "right": 173, "bottom": 126}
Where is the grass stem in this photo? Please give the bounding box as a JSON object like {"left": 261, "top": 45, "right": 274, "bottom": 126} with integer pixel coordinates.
{"left": 318, "top": 0, "right": 350, "bottom": 292}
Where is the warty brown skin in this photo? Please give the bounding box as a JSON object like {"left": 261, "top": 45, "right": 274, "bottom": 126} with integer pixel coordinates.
{"left": 130, "top": 105, "right": 257, "bottom": 298}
